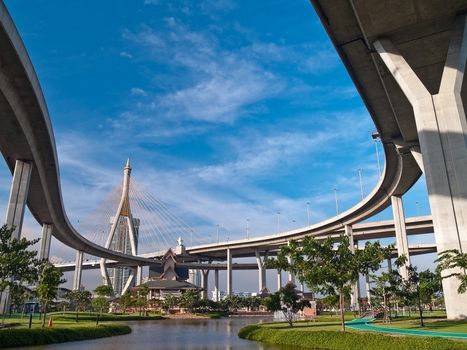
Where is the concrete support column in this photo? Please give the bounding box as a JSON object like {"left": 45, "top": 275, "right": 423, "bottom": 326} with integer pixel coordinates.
{"left": 286, "top": 241, "right": 295, "bottom": 284}
{"left": 73, "top": 251, "right": 84, "bottom": 291}
{"left": 374, "top": 15, "right": 467, "bottom": 318}
{"left": 39, "top": 224, "right": 53, "bottom": 261}
{"left": 387, "top": 258, "right": 393, "bottom": 272}
{"left": 5, "top": 160, "right": 32, "bottom": 239}
{"left": 365, "top": 274, "right": 371, "bottom": 308}
{"left": 214, "top": 269, "right": 219, "bottom": 301}
{"left": 136, "top": 266, "right": 143, "bottom": 286}
{"left": 391, "top": 196, "right": 411, "bottom": 279}
{"left": 277, "top": 270, "right": 282, "bottom": 291}
{"left": 201, "top": 269, "right": 209, "bottom": 300}
{"left": 0, "top": 160, "right": 33, "bottom": 314}
{"left": 255, "top": 250, "right": 268, "bottom": 293}
{"left": 226, "top": 248, "right": 232, "bottom": 296}
{"left": 345, "top": 225, "right": 360, "bottom": 310}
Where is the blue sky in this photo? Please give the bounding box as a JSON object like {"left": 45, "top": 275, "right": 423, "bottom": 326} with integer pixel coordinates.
{"left": 2, "top": 0, "right": 433, "bottom": 291}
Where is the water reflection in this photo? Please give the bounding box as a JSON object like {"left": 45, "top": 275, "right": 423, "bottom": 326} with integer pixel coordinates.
{"left": 14, "top": 317, "right": 295, "bottom": 350}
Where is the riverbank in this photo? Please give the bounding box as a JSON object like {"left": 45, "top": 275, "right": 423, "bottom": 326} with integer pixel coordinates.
{"left": 238, "top": 321, "right": 467, "bottom": 350}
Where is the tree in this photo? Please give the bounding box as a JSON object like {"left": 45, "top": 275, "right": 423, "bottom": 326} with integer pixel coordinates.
{"left": 119, "top": 291, "right": 133, "bottom": 315}
{"left": 162, "top": 294, "right": 179, "bottom": 313}
{"left": 370, "top": 268, "right": 402, "bottom": 323}
{"left": 135, "top": 285, "right": 149, "bottom": 316}
{"left": 92, "top": 285, "right": 113, "bottom": 324}
{"left": 400, "top": 263, "right": 442, "bottom": 327}
{"left": 268, "top": 235, "right": 391, "bottom": 331}
{"left": 10, "top": 284, "right": 31, "bottom": 316}
{"left": 36, "top": 261, "right": 66, "bottom": 327}
{"left": 94, "top": 285, "right": 113, "bottom": 298}
{"left": 436, "top": 249, "right": 467, "bottom": 293}
{"left": 0, "top": 225, "right": 39, "bottom": 314}
{"left": 179, "top": 290, "right": 200, "bottom": 313}
{"left": 66, "top": 290, "right": 92, "bottom": 322}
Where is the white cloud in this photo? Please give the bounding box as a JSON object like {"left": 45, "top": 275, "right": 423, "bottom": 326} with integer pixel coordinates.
{"left": 130, "top": 87, "right": 148, "bottom": 97}
{"left": 119, "top": 51, "right": 133, "bottom": 59}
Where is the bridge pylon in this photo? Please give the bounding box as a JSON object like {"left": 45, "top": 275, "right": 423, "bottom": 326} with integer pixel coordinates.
{"left": 100, "top": 159, "right": 140, "bottom": 296}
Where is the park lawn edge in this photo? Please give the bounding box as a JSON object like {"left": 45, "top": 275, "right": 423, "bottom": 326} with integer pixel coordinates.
{"left": 0, "top": 324, "right": 131, "bottom": 348}
{"left": 238, "top": 323, "right": 467, "bottom": 350}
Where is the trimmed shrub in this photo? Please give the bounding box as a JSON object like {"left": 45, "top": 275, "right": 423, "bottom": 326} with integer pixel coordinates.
{"left": 0, "top": 324, "right": 131, "bottom": 348}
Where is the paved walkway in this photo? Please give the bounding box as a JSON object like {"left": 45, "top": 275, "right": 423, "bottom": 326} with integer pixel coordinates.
{"left": 345, "top": 317, "right": 467, "bottom": 339}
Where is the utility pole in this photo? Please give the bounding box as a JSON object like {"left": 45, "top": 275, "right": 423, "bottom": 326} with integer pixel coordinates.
{"left": 372, "top": 132, "right": 382, "bottom": 176}
{"left": 333, "top": 187, "right": 339, "bottom": 215}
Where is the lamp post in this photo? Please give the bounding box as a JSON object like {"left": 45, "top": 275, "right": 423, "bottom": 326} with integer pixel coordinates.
{"left": 358, "top": 168, "right": 364, "bottom": 200}
{"left": 306, "top": 202, "right": 311, "bottom": 225}
{"left": 333, "top": 187, "right": 339, "bottom": 215}
{"left": 372, "top": 132, "right": 382, "bottom": 176}
{"left": 216, "top": 224, "right": 220, "bottom": 243}
{"left": 246, "top": 219, "right": 250, "bottom": 239}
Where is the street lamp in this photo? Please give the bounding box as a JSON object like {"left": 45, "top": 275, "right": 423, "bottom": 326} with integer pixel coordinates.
{"left": 216, "top": 224, "right": 220, "bottom": 243}
{"left": 357, "top": 168, "right": 364, "bottom": 200}
{"left": 246, "top": 219, "right": 250, "bottom": 239}
{"left": 371, "top": 132, "right": 382, "bottom": 176}
{"left": 306, "top": 202, "right": 311, "bottom": 225}
{"left": 333, "top": 187, "right": 339, "bottom": 215}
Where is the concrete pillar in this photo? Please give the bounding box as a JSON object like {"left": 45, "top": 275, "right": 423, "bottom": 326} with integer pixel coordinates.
{"left": 255, "top": 250, "right": 268, "bottom": 293}
{"left": 277, "top": 270, "right": 282, "bottom": 291}
{"left": 73, "top": 251, "right": 84, "bottom": 291}
{"left": 365, "top": 274, "right": 371, "bottom": 307}
{"left": 374, "top": 15, "right": 467, "bottom": 318}
{"left": 136, "top": 266, "right": 143, "bottom": 286}
{"left": 201, "top": 269, "right": 209, "bottom": 300}
{"left": 5, "top": 160, "right": 32, "bottom": 239}
{"left": 214, "top": 269, "right": 219, "bottom": 301}
{"left": 287, "top": 256, "right": 295, "bottom": 284}
{"left": 286, "top": 241, "right": 295, "bottom": 284}
{"left": 387, "top": 258, "right": 393, "bottom": 272}
{"left": 0, "top": 160, "right": 33, "bottom": 314}
{"left": 345, "top": 225, "right": 360, "bottom": 310}
{"left": 39, "top": 224, "right": 53, "bottom": 261}
{"left": 391, "top": 196, "right": 411, "bottom": 279}
{"left": 226, "top": 248, "right": 232, "bottom": 296}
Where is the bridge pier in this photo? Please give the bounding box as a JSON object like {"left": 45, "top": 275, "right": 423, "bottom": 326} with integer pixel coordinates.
{"left": 201, "top": 269, "right": 209, "bottom": 299}
{"left": 391, "top": 196, "right": 410, "bottom": 279}
{"left": 255, "top": 250, "right": 268, "bottom": 293}
{"left": 0, "top": 160, "right": 33, "bottom": 314}
{"left": 226, "top": 249, "right": 232, "bottom": 296}
{"left": 39, "top": 224, "right": 53, "bottom": 261}
{"left": 277, "top": 270, "right": 282, "bottom": 291}
{"left": 345, "top": 225, "right": 360, "bottom": 310}
{"left": 365, "top": 274, "right": 371, "bottom": 308}
{"left": 286, "top": 242, "right": 295, "bottom": 284}
{"left": 214, "top": 269, "right": 219, "bottom": 301}
{"left": 73, "top": 251, "right": 84, "bottom": 291}
{"left": 374, "top": 15, "right": 467, "bottom": 319}
{"left": 136, "top": 266, "right": 143, "bottom": 286}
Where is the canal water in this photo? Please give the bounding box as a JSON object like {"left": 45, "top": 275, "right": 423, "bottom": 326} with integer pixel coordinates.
{"left": 15, "top": 317, "right": 294, "bottom": 350}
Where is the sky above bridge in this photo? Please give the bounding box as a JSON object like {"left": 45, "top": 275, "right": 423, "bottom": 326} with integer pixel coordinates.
{"left": 1, "top": 0, "right": 434, "bottom": 291}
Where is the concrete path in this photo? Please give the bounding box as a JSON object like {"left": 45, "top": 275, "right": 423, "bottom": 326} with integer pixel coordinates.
{"left": 345, "top": 318, "right": 467, "bottom": 339}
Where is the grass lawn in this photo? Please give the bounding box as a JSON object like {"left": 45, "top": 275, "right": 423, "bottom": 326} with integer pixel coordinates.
{"left": 239, "top": 317, "right": 467, "bottom": 350}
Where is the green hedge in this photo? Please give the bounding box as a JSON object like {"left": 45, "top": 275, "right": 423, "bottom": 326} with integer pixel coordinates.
{"left": 0, "top": 324, "right": 131, "bottom": 348}
{"left": 238, "top": 324, "right": 467, "bottom": 350}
